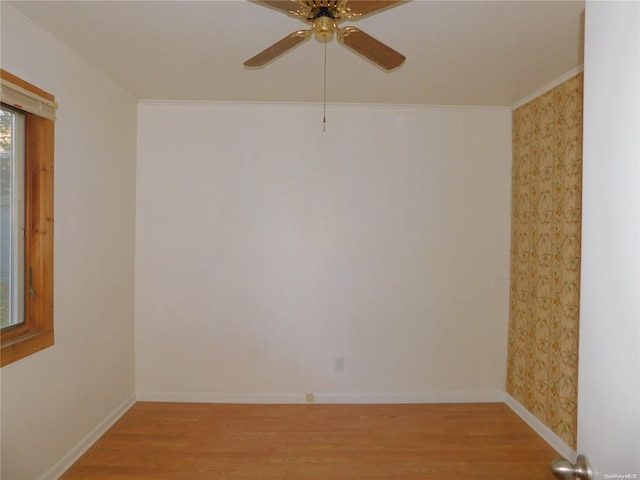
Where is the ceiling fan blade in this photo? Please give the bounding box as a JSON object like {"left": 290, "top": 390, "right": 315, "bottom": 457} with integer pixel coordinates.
{"left": 244, "top": 30, "right": 312, "bottom": 67}
{"left": 338, "top": 26, "right": 405, "bottom": 70}
{"left": 250, "top": 0, "right": 306, "bottom": 16}
{"left": 345, "top": 0, "right": 407, "bottom": 18}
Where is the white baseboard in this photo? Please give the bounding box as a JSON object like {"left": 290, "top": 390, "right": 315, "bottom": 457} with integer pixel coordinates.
{"left": 39, "top": 394, "right": 136, "bottom": 480}
{"left": 136, "top": 390, "right": 506, "bottom": 405}
{"left": 504, "top": 394, "right": 577, "bottom": 461}
{"left": 315, "top": 391, "right": 506, "bottom": 404}
{"left": 137, "top": 391, "right": 306, "bottom": 404}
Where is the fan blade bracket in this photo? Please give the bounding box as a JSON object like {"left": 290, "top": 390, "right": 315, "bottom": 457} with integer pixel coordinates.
{"left": 337, "top": 26, "right": 405, "bottom": 70}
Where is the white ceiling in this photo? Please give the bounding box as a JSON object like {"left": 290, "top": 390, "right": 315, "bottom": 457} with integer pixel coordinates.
{"left": 7, "top": 0, "right": 585, "bottom": 106}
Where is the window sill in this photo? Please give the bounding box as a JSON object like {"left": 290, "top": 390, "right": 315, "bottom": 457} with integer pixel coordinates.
{"left": 1, "top": 330, "right": 54, "bottom": 367}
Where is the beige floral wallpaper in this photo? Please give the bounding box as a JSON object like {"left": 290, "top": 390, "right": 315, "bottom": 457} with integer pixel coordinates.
{"left": 507, "top": 73, "right": 583, "bottom": 449}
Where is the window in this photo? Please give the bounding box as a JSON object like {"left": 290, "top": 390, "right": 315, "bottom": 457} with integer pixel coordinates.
{"left": 1, "top": 106, "right": 26, "bottom": 332}
{"left": 0, "top": 70, "right": 56, "bottom": 367}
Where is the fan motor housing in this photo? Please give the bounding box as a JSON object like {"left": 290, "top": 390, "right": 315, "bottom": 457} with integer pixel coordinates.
{"left": 313, "top": 16, "right": 336, "bottom": 41}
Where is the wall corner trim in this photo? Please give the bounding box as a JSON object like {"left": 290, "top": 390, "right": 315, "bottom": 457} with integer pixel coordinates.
{"left": 38, "top": 394, "right": 136, "bottom": 480}
{"left": 504, "top": 394, "right": 577, "bottom": 461}
{"left": 511, "top": 66, "right": 584, "bottom": 111}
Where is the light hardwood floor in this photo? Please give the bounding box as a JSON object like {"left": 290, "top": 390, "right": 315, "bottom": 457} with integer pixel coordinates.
{"left": 61, "top": 402, "right": 559, "bottom": 479}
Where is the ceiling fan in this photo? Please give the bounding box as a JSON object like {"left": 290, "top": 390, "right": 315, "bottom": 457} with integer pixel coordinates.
{"left": 244, "top": 0, "right": 407, "bottom": 71}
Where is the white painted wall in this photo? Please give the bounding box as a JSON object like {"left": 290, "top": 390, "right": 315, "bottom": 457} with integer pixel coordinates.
{"left": 0, "top": 6, "right": 138, "bottom": 480}
{"left": 578, "top": 1, "right": 640, "bottom": 477}
{"left": 136, "top": 102, "right": 512, "bottom": 402}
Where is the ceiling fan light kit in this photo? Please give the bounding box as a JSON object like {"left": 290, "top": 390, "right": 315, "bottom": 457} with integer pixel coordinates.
{"left": 244, "top": 0, "right": 407, "bottom": 70}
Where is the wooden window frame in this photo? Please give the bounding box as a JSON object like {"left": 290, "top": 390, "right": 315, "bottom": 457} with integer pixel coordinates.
{"left": 1, "top": 70, "right": 54, "bottom": 367}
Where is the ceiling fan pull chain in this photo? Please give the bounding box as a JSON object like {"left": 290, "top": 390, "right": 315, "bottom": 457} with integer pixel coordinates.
{"left": 323, "top": 37, "right": 327, "bottom": 131}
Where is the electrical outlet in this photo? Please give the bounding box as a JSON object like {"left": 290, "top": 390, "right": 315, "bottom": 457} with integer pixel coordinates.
{"left": 335, "top": 356, "right": 345, "bottom": 372}
{"left": 306, "top": 393, "right": 314, "bottom": 403}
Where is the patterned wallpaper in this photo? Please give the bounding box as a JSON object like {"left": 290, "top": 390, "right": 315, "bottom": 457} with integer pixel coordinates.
{"left": 507, "top": 73, "right": 583, "bottom": 449}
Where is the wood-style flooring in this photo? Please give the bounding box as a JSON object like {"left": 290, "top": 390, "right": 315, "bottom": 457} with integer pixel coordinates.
{"left": 61, "top": 402, "right": 559, "bottom": 479}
